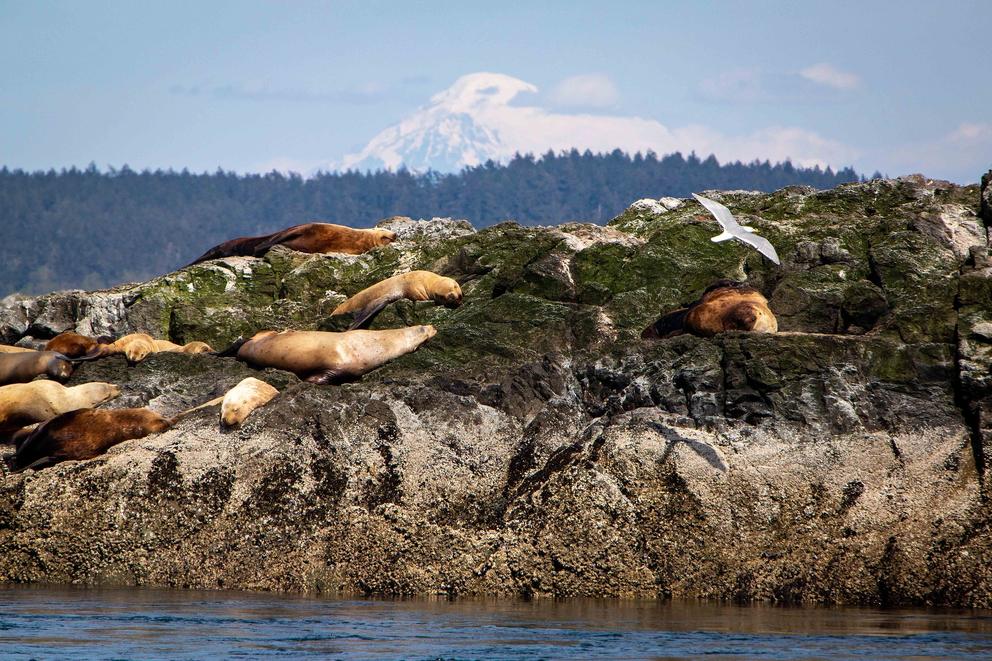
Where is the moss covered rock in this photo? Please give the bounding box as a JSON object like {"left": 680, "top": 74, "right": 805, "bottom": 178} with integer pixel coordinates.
{"left": 1, "top": 177, "right": 991, "bottom": 607}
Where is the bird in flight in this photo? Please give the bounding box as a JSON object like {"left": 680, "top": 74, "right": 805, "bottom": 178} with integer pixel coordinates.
{"left": 692, "top": 193, "right": 781, "bottom": 265}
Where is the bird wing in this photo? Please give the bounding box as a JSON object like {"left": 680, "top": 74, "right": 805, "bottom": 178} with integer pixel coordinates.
{"left": 692, "top": 193, "right": 740, "bottom": 231}
{"left": 735, "top": 230, "right": 781, "bottom": 265}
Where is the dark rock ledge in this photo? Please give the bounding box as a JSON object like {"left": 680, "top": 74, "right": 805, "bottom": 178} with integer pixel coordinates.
{"left": 1, "top": 174, "right": 991, "bottom": 607}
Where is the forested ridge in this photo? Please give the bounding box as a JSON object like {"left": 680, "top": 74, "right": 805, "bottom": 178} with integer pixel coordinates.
{"left": 0, "top": 150, "right": 866, "bottom": 295}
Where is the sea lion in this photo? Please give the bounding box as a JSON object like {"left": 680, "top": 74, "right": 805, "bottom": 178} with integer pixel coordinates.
{"left": 0, "top": 380, "right": 120, "bottom": 437}
{"left": 331, "top": 271, "right": 463, "bottom": 329}
{"left": 9, "top": 396, "right": 225, "bottom": 472}
{"left": 84, "top": 333, "right": 211, "bottom": 363}
{"left": 0, "top": 344, "right": 35, "bottom": 353}
{"left": 84, "top": 333, "right": 158, "bottom": 364}
{"left": 188, "top": 223, "right": 397, "bottom": 265}
{"left": 642, "top": 280, "right": 778, "bottom": 339}
{"left": 234, "top": 326, "right": 436, "bottom": 384}
{"left": 151, "top": 339, "right": 215, "bottom": 354}
{"left": 221, "top": 377, "right": 279, "bottom": 427}
{"left": 0, "top": 351, "right": 75, "bottom": 386}
{"left": 44, "top": 332, "right": 114, "bottom": 359}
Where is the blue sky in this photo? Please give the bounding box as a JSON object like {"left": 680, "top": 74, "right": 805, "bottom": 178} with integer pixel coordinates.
{"left": 1, "top": 0, "right": 989, "bottom": 182}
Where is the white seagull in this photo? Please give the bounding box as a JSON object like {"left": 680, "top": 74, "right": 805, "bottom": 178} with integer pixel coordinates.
{"left": 692, "top": 193, "right": 781, "bottom": 265}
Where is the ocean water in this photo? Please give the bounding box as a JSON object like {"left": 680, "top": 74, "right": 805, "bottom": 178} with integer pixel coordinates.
{"left": 1, "top": 585, "right": 991, "bottom": 660}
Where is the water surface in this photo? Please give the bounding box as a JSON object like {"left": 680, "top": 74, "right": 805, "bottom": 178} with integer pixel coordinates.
{"left": 1, "top": 585, "right": 991, "bottom": 659}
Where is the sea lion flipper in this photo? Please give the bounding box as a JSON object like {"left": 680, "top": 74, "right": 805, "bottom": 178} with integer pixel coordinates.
{"left": 13, "top": 455, "right": 57, "bottom": 473}
{"left": 348, "top": 296, "right": 398, "bottom": 330}
{"left": 305, "top": 369, "right": 348, "bottom": 385}
{"left": 211, "top": 336, "right": 249, "bottom": 358}
{"left": 642, "top": 308, "right": 689, "bottom": 340}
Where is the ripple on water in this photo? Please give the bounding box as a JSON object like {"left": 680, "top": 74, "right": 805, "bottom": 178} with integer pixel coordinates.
{"left": 1, "top": 586, "right": 991, "bottom": 660}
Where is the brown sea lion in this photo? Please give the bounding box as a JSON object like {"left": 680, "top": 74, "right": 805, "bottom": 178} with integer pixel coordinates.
{"left": 0, "top": 351, "right": 75, "bottom": 386}
{"left": 188, "top": 223, "right": 397, "bottom": 265}
{"left": 44, "top": 332, "right": 114, "bottom": 359}
{"left": 331, "top": 271, "right": 463, "bottom": 329}
{"left": 642, "top": 280, "right": 778, "bottom": 339}
{"left": 9, "top": 395, "right": 225, "bottom": 471}
{"left": 221, "top": 377, "right": 279, "bottom": 427}
{"left": 233, "top": 326, "right": 436, "bottom": 384}
{"left": 0, "top": 381, "right": 120, "bottom": 437}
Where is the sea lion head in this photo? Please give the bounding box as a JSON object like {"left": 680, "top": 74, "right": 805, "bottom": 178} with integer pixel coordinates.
{"left": 221, "top": 398, "right": 248, "bottom": 428}
{"left": 372, "top": 229, "right": 398, "bottom": 247}
{"left": 124, "top": 341, "right": 153, "bottom": 365}
{"left": 46, "top": 356, "right": 74, "bottom": 383}
{"left": 182, "top": 341, "right": 213, "bottom": 354}
{"left": 78, "top": 381, "right": 122, "bottom": 405}
{"left": 435, "top": 278, "right": 463, "bottom": 308}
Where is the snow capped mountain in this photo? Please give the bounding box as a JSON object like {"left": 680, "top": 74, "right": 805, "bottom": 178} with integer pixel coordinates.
{"left": 336, "top": 72, "right": 857, "bottom": 174}
{"left": 338, "top": 73, "right": 534, "bottom": 172}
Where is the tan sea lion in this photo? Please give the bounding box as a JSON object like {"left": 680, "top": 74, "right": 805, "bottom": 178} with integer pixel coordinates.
{"left": 9, "top": 395, "right": 225, "bottom": 471}
{"left": 642, "top": 280, "right": 778, "bottom": 339}
{"left": 44, "top": 332, "right": 114, "bottom": 359}
{"left": 331, "top": 271, "right": 463, "bottom": 329}
{"left": 0, "top": 381, "right": 120, "bottom": 437}
{"left": 188, "top": 223, "right": 397, "bottom": 265}
{"left": 0, "top": 351, "right": 75, "bottom": 386}
{"left": 0, "top": 344, "right": 35, "bottom": 354}
{"left": 233, "top": 326, "right": 436, "bottom": 384}
{"left": 151, "top": 339, "right": 215, "bottom": 354}
{"left": 84, "top": 333, "right": 158, "bottom": 364}
{"left": 221, "top": 377, "right": 279, "bottom": 427}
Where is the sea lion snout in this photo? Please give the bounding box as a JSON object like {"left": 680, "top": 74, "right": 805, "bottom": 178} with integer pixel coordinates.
{"left": 421, "top": 325, "right": 438, "bottom": 340}
{"left": 377, "top": 230, "right": 398, "bottom": 246}
{"left": 48, "top": 359, "right": 74, "bottom": 382}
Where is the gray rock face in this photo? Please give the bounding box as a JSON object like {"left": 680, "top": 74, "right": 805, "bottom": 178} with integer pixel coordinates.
{"left": 1, "top": 179, "right": 991, "bottom": 607}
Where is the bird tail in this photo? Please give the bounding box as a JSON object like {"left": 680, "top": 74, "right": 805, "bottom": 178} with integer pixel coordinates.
{"left": 710, "top": 231, "right": 735, "bottom": 243}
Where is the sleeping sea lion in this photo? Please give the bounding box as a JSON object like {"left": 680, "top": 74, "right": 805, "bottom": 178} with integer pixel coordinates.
{"left": 331, "top": 271, "right": 463, "bottom": 329}
{"left": 221, "top": 377, "right": 279, "bottom": 427}
{"left": 234, "top": 326, "right": 436, "bottom": 384}
{"left": 0, "top": 351, "right": 75, "bottom": 386}
{"left": 0, "top": 380, "right": 120, "bottom": 437}
{"left": 44, "top": 332, "right": 114, "bottom": 359}
{"left": 0, "top": 344, "right": 35, "bottom": 354}
{"left": 642, "top": 279, "right": 778, "bottom": 339}
{"left": 9, "top": 395, "right": 225, "bottom": 472}
{"left": 84, "top": 333, "right": 158, "bottom": 364}
{"left": 188, "top": 223, "right": 397, "bottom": 265}
{"left": 84, "top": 333, "right": 211, "bottom": 363}
{"left": 151, "top": 339, "right": 215, "bottom": 354}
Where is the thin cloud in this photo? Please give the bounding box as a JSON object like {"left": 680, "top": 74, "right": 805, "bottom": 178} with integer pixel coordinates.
{"left": 548, "top": 74, "right": 620, "bottom": 108}
{"left": 171, "top": 81, "right": 388, "bottom": 105}
{"left": 800, "top": 63, "right": 861, "bottom": 90}
{"left": 884, "top": 121, "right": 992, "bottom": 183}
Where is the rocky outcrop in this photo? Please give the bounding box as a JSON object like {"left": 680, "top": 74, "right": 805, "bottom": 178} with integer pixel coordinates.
{"left": 1, "top": 176, "right": 991, "bottom": 606}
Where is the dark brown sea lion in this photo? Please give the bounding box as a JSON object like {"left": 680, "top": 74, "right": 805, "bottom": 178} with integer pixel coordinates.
{"left": 9, "top": 396, "right": 225, "bottom": 471}
{"left": 331, "top": 271, "right": 462, "bottom": 329}
{"left": 233, "top": 326, "right": 436, "bottom": 384}
{"left": 188, "top": 223, "right": 397, "bottom": 265}
{"left": 0, "top": 351, "right": 75, "bottom": 386}
{"left": 0, "top": 381, "right": 120, "bottom": 438}
{"left": 642, "top": 280, "right": 778, "bottom": 339}
{"left": 44, "top": 332, "right": 114, "bottom": 359}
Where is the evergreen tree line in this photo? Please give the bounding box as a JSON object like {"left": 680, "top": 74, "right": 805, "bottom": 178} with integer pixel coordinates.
{"left": 0, "top": 149, "right": 867, "bottom": 295}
